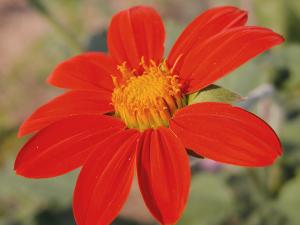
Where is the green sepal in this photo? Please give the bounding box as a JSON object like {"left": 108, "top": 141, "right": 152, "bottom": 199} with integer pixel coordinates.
{"left": 187, "top": 84, "right": 244, "bottom": 105}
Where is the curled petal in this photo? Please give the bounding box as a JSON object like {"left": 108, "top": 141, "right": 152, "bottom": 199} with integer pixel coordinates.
{"left": 73, "top": 130, "right": 139, "bottom": 225}
{"left": 170, "top": 103, "right": 282, "bottom": 166}
{"left": 108, "top": 6, "right": 165, "bottom": 69}
{"left": 137, "top": 127, "right": 190, "bottom": 224}
{"left": 15, "top": 115, "right": 125, "bottom": 178}
{"left": 48, "top": 52, "right": 118, "bottom": 91}
{"left": 18, "top": 90, "right": 113, "bottom": 137}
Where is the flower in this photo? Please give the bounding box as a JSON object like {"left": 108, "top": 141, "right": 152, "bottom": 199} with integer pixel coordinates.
{"left": 15, "top": 5, "right": 284, "bottom": 225}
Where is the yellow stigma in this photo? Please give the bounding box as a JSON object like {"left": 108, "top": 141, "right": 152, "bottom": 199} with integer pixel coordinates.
{"left": 111, "top": 58, "right": 184, "bottom": 131}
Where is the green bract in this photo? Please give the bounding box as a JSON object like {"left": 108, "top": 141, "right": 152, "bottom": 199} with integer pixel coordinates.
{"left": 188, "top": 84, "right": 243, "bottom": 105}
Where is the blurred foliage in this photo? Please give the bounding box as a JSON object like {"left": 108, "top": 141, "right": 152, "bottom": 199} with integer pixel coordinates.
{"left": 178, "top": 173, "right": 234, "bottom": 225}
{"left": 1, "top": 0, "right": 300, "bottom": 225}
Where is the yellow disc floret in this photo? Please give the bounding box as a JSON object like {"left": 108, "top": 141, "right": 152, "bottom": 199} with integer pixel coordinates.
{"left": 111, "top": 58, "right": 184, "bottom": 131}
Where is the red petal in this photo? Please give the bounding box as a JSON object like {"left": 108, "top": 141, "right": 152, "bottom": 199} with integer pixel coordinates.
{"left": 170, "top": 103, "right": 282, "bottom": 167}
{"left": 15, "top": 115, "right": 125, "bottom": 178}
{"left": 47, "top": 52, "right": 118, "bottom": 91}
{"left": 73, "top": 129, "right": 139, "bottom": 225}
{"left": 168, "top": 6, "right": 247, "bottom": 71}
{"left": 179, "top": 27, "right": 284, "bottom": 93}
{"left": 18, "top": 90, "right": 113, "bottom": 137}
{"left": 137, "top": 127, "right": 190, "bottom": 224}
{"left": 108, "top": 6, "right": 165, "bottom": 70}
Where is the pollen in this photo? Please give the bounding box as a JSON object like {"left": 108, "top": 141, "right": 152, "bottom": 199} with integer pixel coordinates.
{"left": 111, "top": 58, "right": 184, "bottom": 131}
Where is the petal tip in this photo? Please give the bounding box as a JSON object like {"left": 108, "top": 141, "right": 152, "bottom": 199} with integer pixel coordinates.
{"left": 14, "top": 161, "right": 25, "bottom": 177}
{"left": 240, "top": 10, "right": 248, "bottom": 20}
{"left": 17, "top": 120, "right": 31, "bottom": 137}
{"left": 14, "top": 169, "right": 21, "bottom": 176}
{"left": 17, "top": 126, "right": 26, "bottom": 138}
{"left": 17, "top": 131, "right": 23, "bottom": 138}
{"left": 46, "top": 74, "right": 53, "bottom": 85}
{"left": 47, "top": 71, "right": 59, "bottom": 87}
{"left": 267, "top": 30, "right": 285, "bottom": 45}
{"left": 17, "top": 125, "right": 26, "bottom": 138}
{"left": 277, "top": 34, "right": 285, "bottom": 44}
{"left": 277, "top": 145, "right": 283, "bottom": 156}
{"left": 13, "top": 162, "right": 18, "bottom": 172}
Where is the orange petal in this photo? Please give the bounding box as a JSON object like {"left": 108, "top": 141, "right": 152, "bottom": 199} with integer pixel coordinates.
{"left": 18, "top": 90, "right": 113, "bottom": 137}
{"left": 137, "top": 127, "right": 190, "bottom": 224}
{"left": 178, "top": 27, "right": 284, "bottom": 93}
{"left": 168, "top": 6, "right": 247, "bottom": 72}
{"left": 73, "top": 129, "right": 139, "bottom": 225}
{"left": 15, "top": 115, "right": 125, "bottom": 178}
{"left": 48, "top": 52, "right": 118, "bottom": 91}
{"left": 108, "top": 6, "right": 165, "bottom": 70}
{"left": 170, "top": 103, "right": 282, "bottom": 167}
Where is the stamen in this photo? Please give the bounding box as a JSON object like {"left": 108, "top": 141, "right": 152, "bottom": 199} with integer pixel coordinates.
{"left": 111, "top": 58, "right": 184, "bottom": 131}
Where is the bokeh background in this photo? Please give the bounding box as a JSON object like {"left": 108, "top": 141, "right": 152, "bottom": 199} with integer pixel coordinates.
{"left": 1, "top": 0, "right": 300, "bottom": 224}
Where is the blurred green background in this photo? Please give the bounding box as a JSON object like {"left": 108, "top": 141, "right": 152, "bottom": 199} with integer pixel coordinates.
{"left": 1, "top": 0, "right": 300, "bottom": 224}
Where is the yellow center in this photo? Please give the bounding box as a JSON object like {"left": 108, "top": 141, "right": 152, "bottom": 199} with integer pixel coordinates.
{"left": 111, "top": 59, "right": 184, "bottom": 131}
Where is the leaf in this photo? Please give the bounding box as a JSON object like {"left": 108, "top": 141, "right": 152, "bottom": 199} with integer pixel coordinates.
{"left": 188, "top": 84, "right": 243, "bottom": 105}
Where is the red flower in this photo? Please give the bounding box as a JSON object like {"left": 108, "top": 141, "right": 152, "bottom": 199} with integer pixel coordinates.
{"left": 15, "top": 6, "right": 283, "bottom": 225}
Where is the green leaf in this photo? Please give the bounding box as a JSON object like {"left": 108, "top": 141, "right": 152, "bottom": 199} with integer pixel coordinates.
{"left": 188, "top": 84, "right": 243, "bottom": 105}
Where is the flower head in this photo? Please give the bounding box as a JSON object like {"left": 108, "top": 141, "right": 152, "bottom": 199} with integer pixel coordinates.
{"left": 15, "top": 6, "right": 284, "bottom": 225}
{"left": 112, "top": 59, "right": 184, "bottom": 130}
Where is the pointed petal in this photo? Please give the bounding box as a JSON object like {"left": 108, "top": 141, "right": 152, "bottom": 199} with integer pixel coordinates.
{"left": 108, "top": 6, "right": 165, "bottom": 70}
{"left": 47, "top": 52, "right": 118, "bottom": 91}
{"left": 179, "top": 27, "right": 284, "bottom": 93}
{"left": 15, "top": 115, "right": 125, "bottom": 178}
{"left": 170, "top": 103, "right": 282, "bottom": 167}
{"left": 73, "top": 130, "right": 139, "bottom": 225}
{"left": 137, "top": 127, "right": 190, "bottom": 224}
{"left": 18, "top": 90, "right": 114, "bottom": 137}
{"left": 168, "top": 6, "right": 247, "bottom": 71}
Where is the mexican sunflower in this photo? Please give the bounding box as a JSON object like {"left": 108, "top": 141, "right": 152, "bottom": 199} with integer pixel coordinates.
{"left": 15, "top": 5, "right": 284, "bottom": 225}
